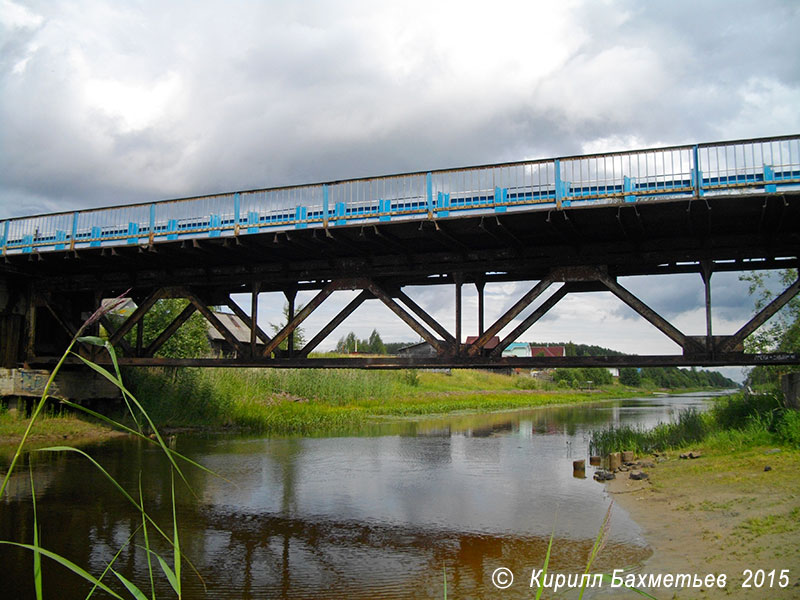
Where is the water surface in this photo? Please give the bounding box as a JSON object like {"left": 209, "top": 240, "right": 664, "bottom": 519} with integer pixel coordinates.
{"left": 1, "top": 391, "right": 730, "bottom": 599}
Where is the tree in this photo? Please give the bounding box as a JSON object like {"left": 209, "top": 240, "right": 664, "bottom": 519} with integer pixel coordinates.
{"left": 336, "top": 331, "right": 358, "bottom": 353}
{"left": 619, "top": 367, "right": 641, "bottom": 387}
{"left": 116, "top": 298, "right": 210, "bottom": 358}
{"left": 269, "top": 302, "right": 306, "bottom": 351}
{"left": 367, "top": 329, "right": 386, "bottom": 354}
{"left": 740, "top": 269, "right": 800, "bottom": 385}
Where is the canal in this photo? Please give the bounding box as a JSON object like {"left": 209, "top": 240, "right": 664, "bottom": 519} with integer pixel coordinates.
{"left": 1, "top": 391, "right": 730, "bottom": 599}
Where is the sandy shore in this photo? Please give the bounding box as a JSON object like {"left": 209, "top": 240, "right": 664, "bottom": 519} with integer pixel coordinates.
{"left": 604, "top": 447, "right": 800, "bottom": 599}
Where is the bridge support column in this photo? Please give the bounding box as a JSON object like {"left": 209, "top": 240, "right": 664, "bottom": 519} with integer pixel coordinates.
{"left": 0, "top": 276, "right": 27, "bottom": 368}
{"left": 701, "top": 261, "right": 714, "bottom": 358}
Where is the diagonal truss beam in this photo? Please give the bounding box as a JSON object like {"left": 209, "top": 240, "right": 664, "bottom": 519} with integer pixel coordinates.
{"left": 184, "top": 288, "right": 246, "bottom": 357}
{"left": 367, "top": 280, "right": 447, "bottom": 355}
{"left": 466, "top": 279, "right": 553, "bottom": 356}
{"left": 490, "top": 284, "right": 572, "bottom": 356}
{"left": 109, "top": 288, "right": 165, "bottom": 346}
{"left": 720, "top": 275, "right": 800, "bottom": 353}
{"left": 224, "top": 296, "right": 271, "bottom": 347}
{"left": 298, "top": 290, "right": 373, "bottom": 358}
{"left": 38, "top": 293, "right": 80, "bottom": 341}
{"left": 142, "top": 302, "right": 197, "bottom": 358}
{"left": 392, "top": 288, "right": 456, "bottom": 344}
{"left": 599, "top": 274, "right": 701, "bottom": 353}
{"left": 99, "top": 315, "right": 135, "bottom": 357}
{"left": 262, "top": 281, "right": 340, "bottom": 356}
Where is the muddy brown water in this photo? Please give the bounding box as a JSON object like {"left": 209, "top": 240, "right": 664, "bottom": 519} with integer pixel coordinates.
{"left": 0, "top": 391, "right": 732, "bottom": 599}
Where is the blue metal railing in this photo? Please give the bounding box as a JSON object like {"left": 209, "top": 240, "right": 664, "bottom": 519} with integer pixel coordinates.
{"left": 2, "top": 135, "right": 798, "bottom": 255}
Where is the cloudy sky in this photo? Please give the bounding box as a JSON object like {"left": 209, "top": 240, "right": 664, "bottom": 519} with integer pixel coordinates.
{"left": 2, "top": 0, "right": 799, "bottom": 380}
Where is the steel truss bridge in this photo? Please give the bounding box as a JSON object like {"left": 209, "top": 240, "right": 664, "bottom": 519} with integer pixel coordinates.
{"left": 1, "top": 134, "right": 799, "bottom": 370}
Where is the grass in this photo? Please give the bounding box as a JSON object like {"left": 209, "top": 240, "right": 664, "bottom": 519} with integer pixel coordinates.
{"left": 0, "top": 407, "right": 116, "bottom": 443}
{"left": 590, "top": 389, "right": 800, "bottom": 456}
{"left": 1, "top": 316, "right": 212, "bottom": 599}
{"left": 122, "top": 366, "right": 682, "bottom": 435}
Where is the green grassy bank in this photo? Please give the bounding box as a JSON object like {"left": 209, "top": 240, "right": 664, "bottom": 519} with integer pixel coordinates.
{"left": 590, "top": 390, "right": 800, "bottom": 455}
{"left": 123, "top": 367, "right": 730, "bottom": 435}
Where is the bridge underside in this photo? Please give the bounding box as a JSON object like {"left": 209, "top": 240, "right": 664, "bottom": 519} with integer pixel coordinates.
{"left": 3, "top": 191, "right": 799, "bottom": 370}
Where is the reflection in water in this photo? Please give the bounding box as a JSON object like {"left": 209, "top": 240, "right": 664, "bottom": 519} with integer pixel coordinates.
{"left": 1, "top": 392, "right": 730, "bottom": 599}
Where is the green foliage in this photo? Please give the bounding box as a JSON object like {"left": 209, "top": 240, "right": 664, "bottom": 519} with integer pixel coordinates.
{"left": 335, "top": 329, "right": 387, "bottom": 354}
{"left": 776, "top": 409, "right": 800, "bottom": 448}
{"left": 553, "top": 367, "right": 613, "bottom": 387}
{"left": 402, "top": 369, "right": 420, "bottom": 387}
{"left": 590, "top": 409, "right": 709, "bottom": 455}
{"left": 740, "top": 269, "right": 800, "bottom": 386}
{"left": 115, "top": 298, "right": 210, "bottom": 358}
{"left": 619, "top": 367, "right": 641, "bottom": 387}
{"left": 639, "top": 366, "right": 734, "bottom": 389}
{"left": 710, "top": 392, "right": 785, "bottom": 431}
{"left": 269, "top": 302, "right": 306, "bottom": 351}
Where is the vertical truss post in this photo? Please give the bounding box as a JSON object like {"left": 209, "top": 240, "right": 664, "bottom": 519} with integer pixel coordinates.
{"left": 454, "top": 274, "right": 463, "bottom": 351}
{"left": 285, "top": 288, "right": 297, "bottom": 357}
{"left": 251, "top": 281, "right": 260, "bottom": 357}
{"left": 475, "top": 279, "right": 485, "bottom": 336}
{"left": 701, "top": 261, "right": 713, "bottom": 357}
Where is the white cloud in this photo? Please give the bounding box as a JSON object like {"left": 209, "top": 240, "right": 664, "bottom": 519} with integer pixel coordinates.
{"left": 1, "top": 0, "right": 43, "bottom": 29}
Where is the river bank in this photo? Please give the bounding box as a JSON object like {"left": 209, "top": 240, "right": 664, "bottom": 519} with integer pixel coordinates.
{"left": 606, "top": 444, "right": 800, "bottom": 598}
{"left": 125, "top": 366, "right": 734, "bottom": 435}
{"left": 1, "top": 367, "right": 734, "bottom": 444}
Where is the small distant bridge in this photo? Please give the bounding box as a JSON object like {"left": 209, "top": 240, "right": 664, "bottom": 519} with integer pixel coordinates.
{"left": 1, "top": 134, "right": 798, "bottom": 370}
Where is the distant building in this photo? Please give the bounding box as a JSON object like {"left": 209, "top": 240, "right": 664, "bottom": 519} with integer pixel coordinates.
{"left": 465, "top": 335, "right": 500, "bottom": 351}
{"left": 529, "top": 345, "right": 566, "bottom": 357}
{"left": 207, "top": 312, "right": 265, "bottom": 357}
{"left": 396, "top": 340, "right": 443, "bottom": 357}
{"left": 502, "top": 342, "right": 531, "bottom": 357}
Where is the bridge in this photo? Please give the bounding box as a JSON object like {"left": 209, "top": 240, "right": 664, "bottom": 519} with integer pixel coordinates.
{"left": 1, "top": 134, "right": 799, "bottom": 372}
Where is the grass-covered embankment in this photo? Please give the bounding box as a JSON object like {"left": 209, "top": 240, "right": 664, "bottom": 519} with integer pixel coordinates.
{"left": 590, "top": 390, "right": 800, "bottom": 455}
{"left": 124, "top": 367, "right": 687, "bottom": 435}
{"left": 0, "top": 404, "right": 123, "bottom": 454}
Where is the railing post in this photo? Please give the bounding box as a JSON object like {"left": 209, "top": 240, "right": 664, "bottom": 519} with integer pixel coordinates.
{"left": 234, "top": 193, "right": 241, "bottom": 234}
{"left": 764, "top": 165, "right": 777, "bottom": 193}
{"left": 1, "top": 220, "right": 8, "bottom": 254}
{"left": 149, "top": 204, "right": 155, "bottom": 243}
{"left": 426, "top": 172, "right": 433, "bottom": 212}
{"left": 323, "top": 184, "right": 329, "bottom": 226}
{"left": 692, "top": 145, "right": 704, "bottom": 198}
{"left": 623, "top": 176, "right": 635, "bottom": 203}
{"left": 70, "top": 211, "right": 78, "bottom": 250}
{"left": 554, "top": 159, "right": 563, "bottom": 208}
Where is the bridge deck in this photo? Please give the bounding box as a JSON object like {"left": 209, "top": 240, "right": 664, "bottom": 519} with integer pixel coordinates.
{"left": 3, "top": 135, "right": 799, "bottom": 256}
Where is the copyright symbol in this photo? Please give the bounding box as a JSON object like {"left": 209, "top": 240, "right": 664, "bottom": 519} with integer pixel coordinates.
{"left": 492, "top": 567, "right": 514, "bottom": 589}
